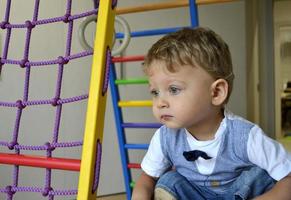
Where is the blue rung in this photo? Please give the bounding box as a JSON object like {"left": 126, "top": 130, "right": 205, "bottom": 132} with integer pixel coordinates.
{"left": 116, "top": 26, "right": 189, "bottom": 38}
{"left": 124, "top": 144, "right": 149, "bottom": 150}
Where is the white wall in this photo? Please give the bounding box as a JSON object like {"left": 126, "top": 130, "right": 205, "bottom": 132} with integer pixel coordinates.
{"left": 0, "top": 0, "right": 246, "bottom": 198}
{"left": 274, "top": 1, "right": 291, "bottom": 91}
{"left": 274, "top": 0, "right": 291, "bottom": 137}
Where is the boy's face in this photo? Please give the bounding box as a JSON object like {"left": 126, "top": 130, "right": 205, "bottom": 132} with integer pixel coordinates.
{"left": 148, "top": 60, "right": 218, "bottom": 135}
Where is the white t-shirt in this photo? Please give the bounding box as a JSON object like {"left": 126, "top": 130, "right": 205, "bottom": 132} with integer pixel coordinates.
{"left": 141, "top": 111, "right": 291, "bottom": 181}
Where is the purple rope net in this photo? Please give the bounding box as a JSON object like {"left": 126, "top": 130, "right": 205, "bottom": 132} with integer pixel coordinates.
{"left": 0, "top": 0, "right": 115, "bottom": 199}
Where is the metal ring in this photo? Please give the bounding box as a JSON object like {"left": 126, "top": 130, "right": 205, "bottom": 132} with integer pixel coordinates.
{"left": 78, "top": 15, "right": 96, "bottom": 51}
{"left": 78, "top": 15, "right": 131, "bottom": 56}
{"left": 111, "top": 16, "right": 131, "bottom": 56}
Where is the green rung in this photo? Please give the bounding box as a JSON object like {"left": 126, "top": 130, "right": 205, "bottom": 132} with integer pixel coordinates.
{"left": 130, "top": 181, "right": 136, "bottom": 188}
{"left": 115, "top": 78, "right": 148, "bottom": 85}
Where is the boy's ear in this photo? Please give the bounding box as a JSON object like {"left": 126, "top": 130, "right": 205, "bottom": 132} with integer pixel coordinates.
{"left": 210, "top": 79, "right": 228, "bottom": 106}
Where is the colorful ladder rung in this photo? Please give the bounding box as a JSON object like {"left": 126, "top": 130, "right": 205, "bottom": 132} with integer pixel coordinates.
{"left": 130, "top": 181, "right": 135, "bottom": 188}
{"left": 116, "top": 0, "right": 189, "bottom": 14}
{"left": 115, "top": 78, "right": 148, "bottom": 85}
{"left": 112, "top": 55, "right": 145, "bottom": 63}
{"left": 118, "top": 100, "right": 152, "bottom": 107}
{"left": 0, "top": 153, "right": 80, "bottom": 171}
{"left": 122, "top": 122, "right": 161, "bottom": 129}
{"left": 116, "top": 26, "right": 188, "bottom": 38}
{"left": 127, "top": 163, "right": 141, "bottom": 169}
{"left": 124, "top": 144, "right": 149, "bottom": 150}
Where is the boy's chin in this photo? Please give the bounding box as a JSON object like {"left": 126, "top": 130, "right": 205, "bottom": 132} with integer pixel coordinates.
{"left": 163, "top": 123, "right": 182, "bottom": 129}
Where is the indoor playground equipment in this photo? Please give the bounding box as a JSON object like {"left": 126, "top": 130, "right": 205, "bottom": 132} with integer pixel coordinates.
{"left": 0, "top": 0, "right": 116, "bottom": 200}
{"left": 109, "top": 0, "right": 234, "bottom": 199}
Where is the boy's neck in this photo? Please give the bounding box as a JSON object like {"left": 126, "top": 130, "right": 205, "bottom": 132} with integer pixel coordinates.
{"left": 186, "top": 109, "right": 224, "bottom": 141}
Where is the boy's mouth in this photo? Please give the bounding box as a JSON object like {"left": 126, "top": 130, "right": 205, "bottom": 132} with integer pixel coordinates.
{"left": 160, "top": 115, "right": 173, "bottom": 121}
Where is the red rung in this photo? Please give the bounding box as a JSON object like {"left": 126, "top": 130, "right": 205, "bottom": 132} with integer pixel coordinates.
{"left": 0, "top": 153, "right": 80, "bottom": 171}
{"left": 112, "top": 55, "right": 145, "bottom": 63}
{"left": 127, "top": 163, "right": 141, "bottom": 169}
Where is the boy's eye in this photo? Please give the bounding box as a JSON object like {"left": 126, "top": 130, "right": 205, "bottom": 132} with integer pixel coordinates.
{"left": 150, "top": 89, "right": 159, "bottom": 97}
{"left": 169, "top": 86, "right": 181, "bottom": 95}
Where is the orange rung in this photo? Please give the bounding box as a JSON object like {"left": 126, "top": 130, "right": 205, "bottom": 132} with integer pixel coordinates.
{"left": 112, "top": 55, "right": 145, "bottom": 63}
{"left": 127, "top": 163, "right": 141, "bottom": 169}
{"left": 0, "top": 152, "right": 80, "bottom": 171}
{"left": 116, "top": 0, "right": 236, "bottom": 15}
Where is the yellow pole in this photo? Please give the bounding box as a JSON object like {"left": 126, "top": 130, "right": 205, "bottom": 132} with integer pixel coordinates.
{"left": 77, "top": 1, "right": 115, "bottom": 199}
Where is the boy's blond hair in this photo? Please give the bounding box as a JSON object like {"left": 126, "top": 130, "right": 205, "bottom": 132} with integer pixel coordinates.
{"left": 144, "top": 27, "right": 234, "bottom": 103}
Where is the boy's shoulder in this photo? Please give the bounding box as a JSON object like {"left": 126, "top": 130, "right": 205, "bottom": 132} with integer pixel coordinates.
{"left": 224, "top": 110, "right": 266, "bottom": 145}
{"left": 224, "top": 109, "right": 257, "bottom": 129}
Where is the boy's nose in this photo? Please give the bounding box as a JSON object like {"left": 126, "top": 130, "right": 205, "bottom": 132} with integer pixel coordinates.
{"left": 157, "top": 98, "right": 169, "bottom": 109}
